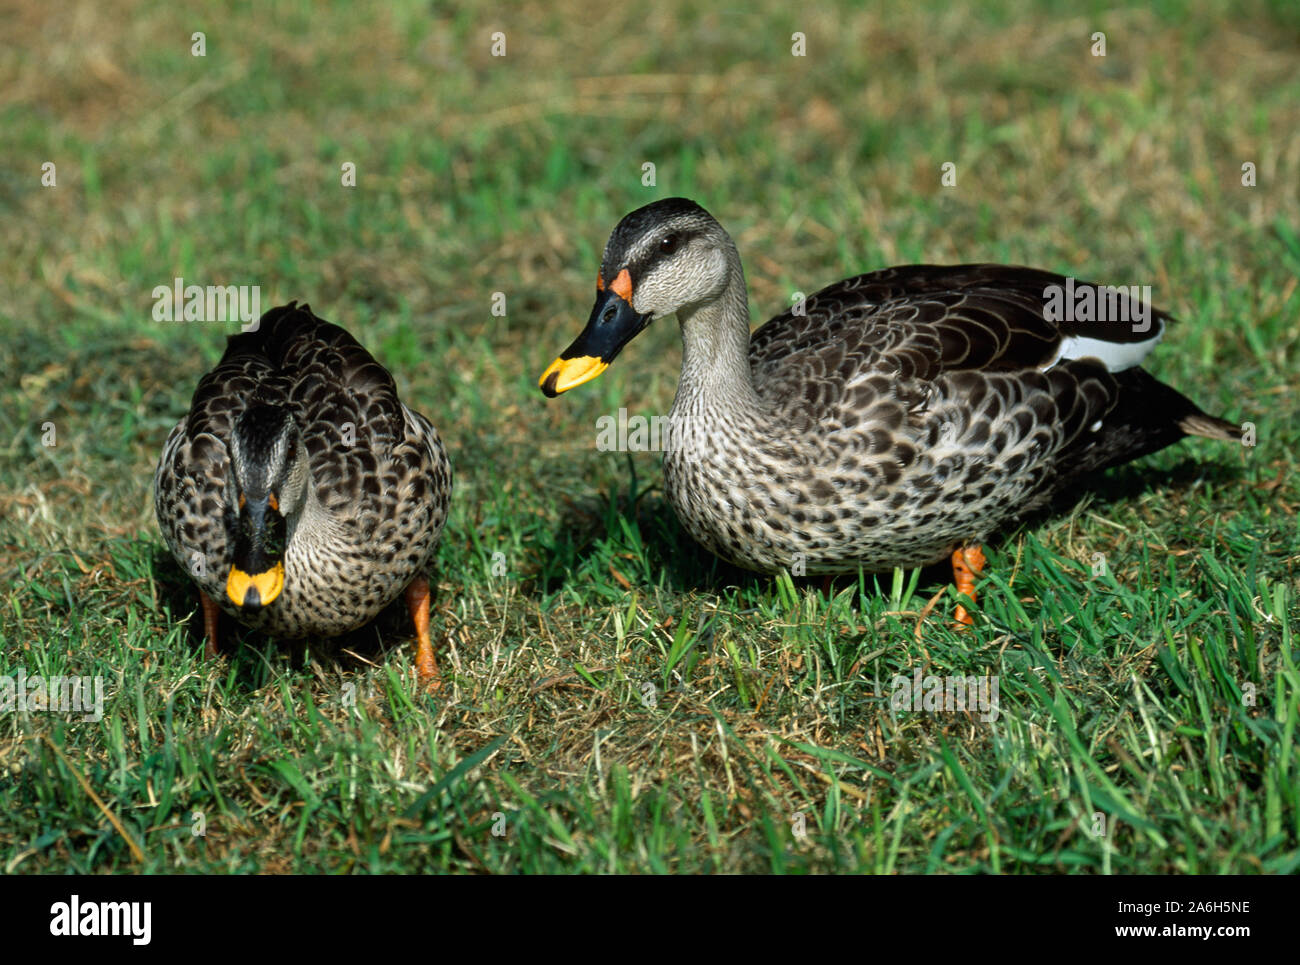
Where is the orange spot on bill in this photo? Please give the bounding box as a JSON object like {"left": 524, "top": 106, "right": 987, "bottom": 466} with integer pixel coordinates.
{"left": 611, "top": 268, "right": 634, "bottom": 302}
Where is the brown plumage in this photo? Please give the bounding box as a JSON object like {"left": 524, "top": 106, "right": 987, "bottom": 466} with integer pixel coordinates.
{"left": 154, "top": 303, "right": 451, "bottom": 681}
{"left": 540, "top": 198, "right": 1240, "bottom": 615}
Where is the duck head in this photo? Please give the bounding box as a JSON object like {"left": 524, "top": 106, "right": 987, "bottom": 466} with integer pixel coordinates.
{"left": 224, "top": 403, "right": 307, "bottom": 611}
{"left": 539, "top": 197, "right": 735, "bottom": 396}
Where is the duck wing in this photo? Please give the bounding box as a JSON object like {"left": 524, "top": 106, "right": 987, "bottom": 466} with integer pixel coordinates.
{"left": 748, "top": 263, "right": 1236, "bottom": 490}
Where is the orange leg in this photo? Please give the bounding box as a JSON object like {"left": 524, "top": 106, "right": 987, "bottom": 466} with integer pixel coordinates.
{"left": 405, "top": 576, "right": 440, "bottom": 690}
{"left": 199, "top": 591, "right": 222, "bottom": 659}
{"left": 951, "top": 545, "right": 987, "bottom": 627}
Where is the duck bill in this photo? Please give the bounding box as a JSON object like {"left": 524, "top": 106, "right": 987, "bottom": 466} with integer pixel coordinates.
{"left": 226, "top": 494, "right": 287, "bottom": 609}
{"left": 539, "top": 287, "right": 652, "bottom": 397}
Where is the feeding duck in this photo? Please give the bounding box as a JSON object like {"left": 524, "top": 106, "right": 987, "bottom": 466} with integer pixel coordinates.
{"left": 154, "top": 302, "right": 452, "bottom": 684}
{"left": 539, "top": 198, "right": 1241, "bottom": 622}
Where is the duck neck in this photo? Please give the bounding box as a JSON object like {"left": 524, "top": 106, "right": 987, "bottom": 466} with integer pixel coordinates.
{"left": 284, "top": 467, "right": 342, "bottom": 564}
{"left": 673, "top": 253, "right": 761, "bottom": 417}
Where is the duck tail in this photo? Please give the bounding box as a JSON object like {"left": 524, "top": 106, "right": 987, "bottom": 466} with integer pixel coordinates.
{"left": 1070, "top": 367, "right": 1242, "bottom": 476}
{"left": 1177, "top": 411, "right": 1243, "bottom": 442}
{"left": 1113, "top": 367, "right": 1241, "bottom": 444}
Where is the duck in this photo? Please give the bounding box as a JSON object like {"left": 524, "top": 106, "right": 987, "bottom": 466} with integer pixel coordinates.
{"left": 539, "top": 197, "right": 1240, "bottom": 622}
{"left": 154, "top": 302, "right": 452, "bottom": 683}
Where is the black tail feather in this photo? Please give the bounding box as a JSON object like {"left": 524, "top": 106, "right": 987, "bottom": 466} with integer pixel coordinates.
{"left": 1060, "top": 367, "right": 1240, "bottom": 477}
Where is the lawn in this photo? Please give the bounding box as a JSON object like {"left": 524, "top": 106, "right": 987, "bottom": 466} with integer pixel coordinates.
{"left": 0, "top": 0, "right": 1296, "bottom": 873}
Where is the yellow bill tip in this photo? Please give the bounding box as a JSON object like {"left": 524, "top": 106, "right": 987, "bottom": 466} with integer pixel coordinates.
{"left": 539, "top": 355, "right": 607, "bottom": 397}
{"left": 226, "top": 562, "right": 285, "bottom": 608}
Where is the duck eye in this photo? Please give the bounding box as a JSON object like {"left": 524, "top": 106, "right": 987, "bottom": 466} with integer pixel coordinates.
{"left": 658, "top": 233, "right": 681, "bottom": 255}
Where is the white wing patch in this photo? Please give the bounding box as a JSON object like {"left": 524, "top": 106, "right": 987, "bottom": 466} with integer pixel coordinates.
{"left": 1042, "top": 321, "right": 1165, "bottom": 373}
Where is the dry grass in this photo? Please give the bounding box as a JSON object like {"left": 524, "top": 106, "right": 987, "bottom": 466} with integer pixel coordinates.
{"left": 0, "top": 0, "right": 1296, "bottom": 873}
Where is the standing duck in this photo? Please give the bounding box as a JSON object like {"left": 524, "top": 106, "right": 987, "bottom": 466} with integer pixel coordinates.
{"left": 539, "top": 198, "right": 1240, "bottom": 622}
{"left": 155, "top": 303, "right": 452, "bottom": 683}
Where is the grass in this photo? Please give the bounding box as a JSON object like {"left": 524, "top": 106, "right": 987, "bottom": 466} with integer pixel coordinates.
{"left": 0, "top": 0, "right": 1297, "bottom": 873}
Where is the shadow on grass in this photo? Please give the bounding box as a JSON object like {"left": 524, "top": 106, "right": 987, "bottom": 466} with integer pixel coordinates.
{"left": 1026, "top": 455, "right": 1244, "bottom": 526}
{"left": 526, "top": 454, "right": 1244, "bottom": 601}
{"left": 151, "top": 544, "right": 436, "bottom": 690}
